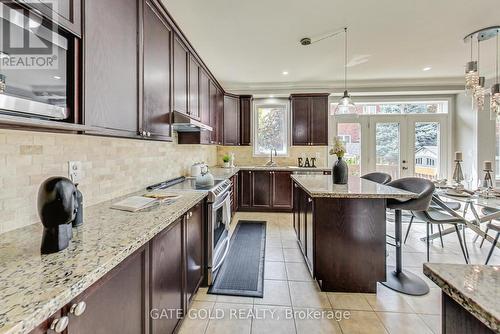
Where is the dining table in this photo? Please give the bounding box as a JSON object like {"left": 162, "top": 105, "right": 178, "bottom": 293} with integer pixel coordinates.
{"left": 426, "top": 187, "right": 500, "bottom": 251}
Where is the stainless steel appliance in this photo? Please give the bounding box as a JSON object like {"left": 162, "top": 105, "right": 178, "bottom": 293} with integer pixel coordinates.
{"left": 0, "top": 2, "right": 73, "bottom": 119}
{"left": 151, "top": 177, "right": 232, "bottom": 285}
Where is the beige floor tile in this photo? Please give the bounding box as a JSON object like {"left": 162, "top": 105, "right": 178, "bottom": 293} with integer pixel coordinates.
{"left": 251, "top": 305, "right": 296, "bottom": 334}
{"left": 266, "top": 247, "right": 284, "bottom": 262}
{"left": 377, "top": 312, "right": 434, "bottom": 334}
{"left": 364, "top": 284, "right": 415, "bottom": 313}
{"left": 194, "top": 287, "right": 217, "bottom": 302}
{"left": 216, "top": 294, "right": 254, "bottom": 304}
{"left": 285, "top": 262, "right": 313, "bottom": 281}
{"left": 339, "top": 310, "right": 388, "bottom": 334}
{"left": 179, "top": 301, "right": 214, "bottom": 334}
{"left": 280, "top": 231, "right": 297, "bottom": 241}
{"left": 264, "top": 261, "right": 287, "bottom": 280}
{"left": 327, "top": 293, "right": 372, "bottom": 311}
{"left": 419, "top": 314, "right": 441, "bottom": 334}
{"left": 402, "top": 288, "right": 441, "bottom": 315}
{"left": 283, "top": 248, "right": 304, "bottom": 262}
{"left": 205, "top": 303, "right": 252, "bottom": 334}
{"left": 288, "top": 281, "right": 331, "bottom": 308}
{"left": 293, "top": 308, "right": 343, "bottom": 334}
{"left": 254, "top": 280, "right": 291, "bottom": 306}
{"left": 266, "top": 238, "right": 282, "bottom": 248}
{"left": 282, "top": 240, "right": 300, "bottom": 249}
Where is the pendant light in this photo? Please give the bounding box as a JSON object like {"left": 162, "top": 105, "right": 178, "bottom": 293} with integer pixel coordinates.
{"left": 465, "top": 35, "right": 479, "bottom": 95}
{"left": 473, "top": 39, "right": 486, "bottom": 111}
{"left": 492, "top": 30, "right": 500, "bottom": 115}
{"left": 334, "top": 27, "right": 356, "bottom": 115}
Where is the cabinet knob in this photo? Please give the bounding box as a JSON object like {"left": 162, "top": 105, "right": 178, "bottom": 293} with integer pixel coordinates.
{"left": 70, "top": 301, "right": 87, "bottom": 317}
{"left": 142, "top": 130, "right": 147, "bottom": 136}
{"left": 50, "top": 316, "right": 69, "bottom": 333}
{"left": 147, "top": 132, "right": 151, "bottom": 137}
{"left": 249, "top": 171, "right": 252, "bottom": 174}
{"left": 308, "top": 198, "right": 312, "bottom": 202}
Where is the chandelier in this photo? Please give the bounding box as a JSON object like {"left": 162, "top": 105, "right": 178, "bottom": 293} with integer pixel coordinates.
{"left": 463, "top": 26, "right": 500, "bottom": 114}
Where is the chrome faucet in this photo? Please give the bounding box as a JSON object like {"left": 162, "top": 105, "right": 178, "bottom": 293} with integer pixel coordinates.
{"left": 265, "top": 149, "right": 278, "bottom": 167}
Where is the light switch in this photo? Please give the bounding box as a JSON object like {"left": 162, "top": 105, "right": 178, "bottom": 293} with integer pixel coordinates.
{"left": 68, "top": 161, "right": 83, "bottom": 183}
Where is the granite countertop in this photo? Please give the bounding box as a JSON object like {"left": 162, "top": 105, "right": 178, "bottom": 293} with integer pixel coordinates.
{"left": 291, "top": 174, "right": 417, "bottom": 199}
{"left": 0, "top": 190, "right": 207, "bottom": 334}
{"left": 424, "top": 263, "right": 500, "bottom": 333}
{"left": 209, "top": 166, "right": 331, "bottom": 180}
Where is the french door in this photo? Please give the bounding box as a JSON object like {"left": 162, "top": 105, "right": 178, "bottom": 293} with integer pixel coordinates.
{"left": 333, "top": 114, "right": 448, "bottom": 179}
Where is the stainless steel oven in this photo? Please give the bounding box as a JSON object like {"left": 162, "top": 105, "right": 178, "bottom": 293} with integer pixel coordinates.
{"left": 207, "top": 186, "right": 231, "bottom": 284}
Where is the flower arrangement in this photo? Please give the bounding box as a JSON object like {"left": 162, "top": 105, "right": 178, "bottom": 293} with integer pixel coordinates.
{"left": 329, "top": 137, "right": 346, "bottom": 158}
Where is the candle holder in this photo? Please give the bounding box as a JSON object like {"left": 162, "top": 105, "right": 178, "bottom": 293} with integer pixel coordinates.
{"left": 452, "top": 159, "right": 464, "bottom": 186}
{"left": 483, "top": 169, "right": 494, "bottom": 189}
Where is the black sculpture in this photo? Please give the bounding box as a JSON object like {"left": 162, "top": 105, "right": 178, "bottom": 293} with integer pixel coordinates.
{"left": 38, "top": 177, "right": 77, "bottom": 254}
{"left": 72, "top": 185, "right": 84, "bottom": 227}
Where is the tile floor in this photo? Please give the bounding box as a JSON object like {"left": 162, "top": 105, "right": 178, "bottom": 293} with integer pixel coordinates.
{"left": 178, "top": 211, "right": 500, "bottom": 334}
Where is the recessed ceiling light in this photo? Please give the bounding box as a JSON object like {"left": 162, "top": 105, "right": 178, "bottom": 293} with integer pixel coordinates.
{"left": 282, "top": 71, "right": 289, "bottom": 75}
{"left": 422, "top": 66, "right": 432, "bottom": 71}
{"left": 53, "top": 76, "right": 61, "bottom": 80}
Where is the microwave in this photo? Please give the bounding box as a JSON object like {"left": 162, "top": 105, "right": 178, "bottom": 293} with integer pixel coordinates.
{"left": 0, "top": 1, "right": 74, "bottom": 120}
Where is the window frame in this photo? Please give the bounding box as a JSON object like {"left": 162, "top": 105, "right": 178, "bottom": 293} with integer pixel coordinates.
{"left": 252, "top": 98, "right": 290, "bottom": 157}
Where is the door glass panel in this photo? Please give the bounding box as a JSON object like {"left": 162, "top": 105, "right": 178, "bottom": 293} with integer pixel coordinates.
{"left": 375, "top": 123, "right": 400, "bottom": 179}
{"left": 414, "top": 122, "right": 440, "bottom": 180}
{"left": 337, "top": 123, "right": 361, "bottom": 176}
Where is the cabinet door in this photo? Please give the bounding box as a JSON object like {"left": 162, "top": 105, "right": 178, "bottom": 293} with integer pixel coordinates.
{"left": 199, "top": 70, "right": 210, "bottom": 144}
{"left": 186, "top": 202, "right": 204, "bottom": 304}
{"left": 84, "top": 0, "right": 138, "bottom": 136}
{"left": 293, "top": 183, "right": 300, "bottom": 235}
{"left": 173, "top": 35, "right": 188, "bottom": 114}
{"left": 252, "top": 171, "right": 272, "bottom": 209}
{"left": 188, "top": 56, "right": 200, "bottom": 120}
{"left": 239, "top": 170, "right": 252, "bottom": 209}
{"left": 143, "top": 1, "right": 172, "bottom": 140}
{"left": 291, "top": 97, "right": 310, "bottom": 146}
{"left": 29, "top": 0, "right": 82, "bottom": 36}
{"left": 150, "top": 218, "right": 184, "bottom": 334}
{"left": 305, "top": 196, "right": 314, "bottom": 273}
{"left": 231, "top": 174, "right": 239, "bottom": 213}
{"left": 299, "top": 189, "right": 307, "bottom": 252}
{"left": 310, "top": 96, "right": 328, "bottom": 145}
{"left": 223, "top": 96, "right": 240, "bottom": 145}
{"left": 209, "top": 81, "right": 218, "bottom": 144}
{"left": 67, "top": 249, "right": 146, "bottom": 334}
{"left": 217, "top": 88, "right": 224, "bottom": 145}
{"left": 272, "top": 171, "right": 293, "bottom": 210}
{"left": 240, "top": 96, "right": 252, "bottom": 146}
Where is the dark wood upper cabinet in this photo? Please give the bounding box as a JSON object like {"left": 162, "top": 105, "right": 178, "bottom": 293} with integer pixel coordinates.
{"left": 28, "top": 0, "right": 82, "bottom": 36}
{"left": 67, "top": 248, "right": 147, "bottom": 334}
{"left": 143, "top": 1, "right": 172, "bottom": 140}
{"left": 240, "top": 96, "right": 252, "bottom": 146}
{"left": 188, "top": 56, "right": 200, "bottom": 120}
{"left": 217, "top": 88, "right": 224, "bottom": 145}
{"left": 150, "top": 218, "right": 184, "bottom": 334}
{"left": 173, "top": 35, "right": 188, "bottom": 114}
{"left": 199, "top": 70, "right": 211, "bottom": 144}
{"left": 223, "top": 95, "right": 240, "bottom": 145}
{"left": 185, "top": 202, "right": 204, "bottom": 304}
{"left": 84, "top": 0, "right": 138, "bottom": 137}
{"left": 291, "top": 94, "right": 329, "bottom": 146}
{"left": 252, "top": 171, "right": 272, "bottom": 209}
{"left": 209, "top": 81, "right": 218, "bottom": 144}
{"left": 272, "top": 171, "right": 293, "bottom": 209}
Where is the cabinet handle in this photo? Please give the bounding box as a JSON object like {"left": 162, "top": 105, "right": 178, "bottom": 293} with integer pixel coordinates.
{"left": 70, "top": 301, "right": 87, "bottom": 317}
{"left": 189, "top": 212, "right": 193, "bottom": 217}
{"left": 249, "top": 171, "right": 252, "bottom": 174}
{"left": 147, "top": 132, "right": 151, "bottom": 137}
{"left": 308, "top": 198, "right": 312, "bottom": 202}
{"left": 50, "top": 316, "right": 69, "bottom": 333}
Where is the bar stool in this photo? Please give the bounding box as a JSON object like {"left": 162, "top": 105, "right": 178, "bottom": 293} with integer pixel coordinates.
{"left": 361, "top": 172, "right": 392, "bottom": 185}
{"left": 485, "top": 222, "right": 500, "bottom": 264}
{"left": 382, "top": 177, "right": 435, "bottom": 296}
{"left": 480, "top": 207, "right": 499, "bottom": 248}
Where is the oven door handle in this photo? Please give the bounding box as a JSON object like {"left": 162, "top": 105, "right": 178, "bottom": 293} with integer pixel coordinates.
{"left": 212, "top": 237, "right": 230, "bottom": 272}
{"left": 212, "top": 191, "right": 230, "bottom": 211}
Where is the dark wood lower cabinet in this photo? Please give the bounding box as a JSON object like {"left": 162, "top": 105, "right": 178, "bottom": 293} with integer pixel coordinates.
{"left": 252, "top": 171, "right": 272, "bottom": 209}
{"left": 272, "top": 171, "right": 293, "bottom": 210}
{"left": 239, "top": 170, "right": 252, "bottom": 209}
{"left": 30, "top": 200, "right": 206, "bottom": 334}
{"left": 442, "top": 293, "right": 494, "bottom": 334}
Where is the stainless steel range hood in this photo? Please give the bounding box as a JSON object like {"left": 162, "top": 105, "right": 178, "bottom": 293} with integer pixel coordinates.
{"left": 172, "top": 111, "right": 212, "bottom": 132}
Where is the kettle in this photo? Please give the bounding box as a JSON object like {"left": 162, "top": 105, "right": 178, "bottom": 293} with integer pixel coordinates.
{"left": 195, "top": 165, "right": 214, "bottom": 187}
{"left": 190, "top": 162, "right": 206, "bottom": 177}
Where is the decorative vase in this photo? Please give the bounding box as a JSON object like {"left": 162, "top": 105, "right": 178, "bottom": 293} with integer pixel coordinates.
{"left": 223, "top": 162, "right": 230, "bottom": 168}
{"left": 333, "top": 157, "right": 348, "bottom": 184}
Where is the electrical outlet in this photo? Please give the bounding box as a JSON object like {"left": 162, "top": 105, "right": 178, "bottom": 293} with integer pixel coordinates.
{"left": 68, "top": 161, "right": 83, "bottom": 183}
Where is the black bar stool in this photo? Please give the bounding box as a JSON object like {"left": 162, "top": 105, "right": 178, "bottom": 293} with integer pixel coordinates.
{"left": 361, "top": 172, "right": 392, "bottom": 184}
{"left": 382, "top": 177, "right": 435, "bottom": 296}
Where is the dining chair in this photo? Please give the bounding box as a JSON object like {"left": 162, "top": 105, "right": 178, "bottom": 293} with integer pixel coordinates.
{"left": 479, "top": 207, "right": 499, "bottom": 247}
{"left": 360, "top": 172, "right": 392, "bottom": 185}
{"left": 412, "top": 195, "right": 469, "bottom": 264}
{"left": 485, "top": 222, "right": 500, "bottom": 264}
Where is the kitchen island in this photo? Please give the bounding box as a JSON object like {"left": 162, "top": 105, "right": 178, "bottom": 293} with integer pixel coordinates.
{"left": 424, "top": 263, "right": 499, "bottom": 334}
{"left": 291, "top": 174, "right": 416, "bottom": 293}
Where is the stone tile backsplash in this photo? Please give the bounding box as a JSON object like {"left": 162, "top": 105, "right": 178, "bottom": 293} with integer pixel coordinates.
{"left": 0, "top": 129, "right": 217, "bottom": 234}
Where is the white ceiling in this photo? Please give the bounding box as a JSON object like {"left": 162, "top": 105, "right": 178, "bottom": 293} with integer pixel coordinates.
{"left": 161, "top": 0, "right": 499, "bottom": 93}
